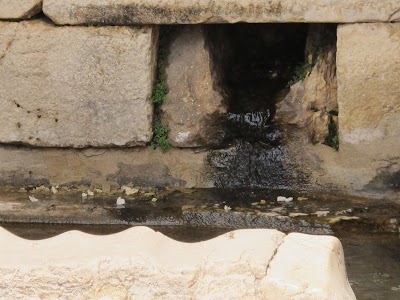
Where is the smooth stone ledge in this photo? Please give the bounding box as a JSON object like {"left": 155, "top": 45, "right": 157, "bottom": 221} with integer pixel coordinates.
{"left": 43, "top": 0, "right": 400, "bottom": 25}
{"left": 0, "top": 226, "right": 356, "bottom": 299}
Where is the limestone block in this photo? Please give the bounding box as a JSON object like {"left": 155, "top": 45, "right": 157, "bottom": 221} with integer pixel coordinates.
{"left": 260, "top": 233, "right": 356, "bottom": 300}
{"left": 0, "top": 227, "right": 285, "bottom": 299}
{"left": 276, "top": 24, "right": 337, "bottom": 144}
{"left": 162, "top": 26, "right": 227, "bottom": 147}
{"left": 0, "top": 20, "right": 157, "bottom": 147}
{"left": 0, "top": 0, "right": 42, "bottom": 20}
{"left": 337, "top": 23, "right": 400, "bottom": 159}
{"left": 43, "top": 0, "right": 400, "bottom": 25}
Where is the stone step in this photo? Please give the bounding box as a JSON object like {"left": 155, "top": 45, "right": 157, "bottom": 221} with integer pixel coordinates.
{"left": 0, "top": 19, "right": 157, "bottom": 147}
{"left": 43, "top": 0, "right": 400, "bottom": 25}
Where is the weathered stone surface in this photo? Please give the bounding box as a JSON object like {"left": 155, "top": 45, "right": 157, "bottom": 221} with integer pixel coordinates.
{"left": 276, "top": 24, "right": 337, "bottom": 144}
{"left": 0, "top": 19, "right": 157, "bottom": 147}
{"left": 43, "top": 0, "right": 400, "bottom": 25}
{"left": 0, "top": 227, "right": 285, "bottom": 299}
{"left": 0, "top": 227, "right": 356, "bottom": 299}
{"left": 337, "top": 23, "right": 400, "bottom": 160}
{"left": 0, "top": 146, "right": 209, "bottom": 188}
{"left": 0, "top": 0, "right": 42, "bottom": 20}
{"left": 260, "top": 233, "right": 356, "bottom": 300}
{"left": 162, "top": 26, "right": 227, "bottom": 147}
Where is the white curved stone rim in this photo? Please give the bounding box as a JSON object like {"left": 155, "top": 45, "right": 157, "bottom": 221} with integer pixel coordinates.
{"left": 0, "top": 226, "right": 356, "bottom": 299}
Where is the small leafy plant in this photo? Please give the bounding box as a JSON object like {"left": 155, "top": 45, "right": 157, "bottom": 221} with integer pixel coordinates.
{"left": 150, "top": 119, "right": 170, "bottom": 151}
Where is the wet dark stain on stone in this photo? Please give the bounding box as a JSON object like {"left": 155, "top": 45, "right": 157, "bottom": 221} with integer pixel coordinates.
{"left": 366, "top": 170, "right": 400, "bottom": 191}
{"left": 107, "top": 162, "right": 186, "bottom": 187}
{"left": 82, "top": 5, "right": 220, "bottom": 24}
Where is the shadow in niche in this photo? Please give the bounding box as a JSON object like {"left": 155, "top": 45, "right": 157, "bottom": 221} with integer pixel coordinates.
{"left": 206, "top": 24, "right": 310, "bottom": 189}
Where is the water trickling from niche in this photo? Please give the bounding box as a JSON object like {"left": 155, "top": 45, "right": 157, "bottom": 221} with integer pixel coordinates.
{"left": 206, "top": 23, "right": 309, "bottom": 188}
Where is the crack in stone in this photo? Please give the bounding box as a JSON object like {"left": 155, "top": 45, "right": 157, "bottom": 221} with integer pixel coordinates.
{"left": 265, "top": 234, "right": 286, "bottom": 276}
{"left": 388, "top": 6, "right": 400, "bottom": 21}
{"left": 0, "top": 28, "right": 17, "bottom": 65}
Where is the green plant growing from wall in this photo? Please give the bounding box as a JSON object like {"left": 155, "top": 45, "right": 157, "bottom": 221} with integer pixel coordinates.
{"left": 150, "top": 26, "right": 177, "bottom": 151}
{"left": 150, "top": 119, "right": 170, "bottom": 151}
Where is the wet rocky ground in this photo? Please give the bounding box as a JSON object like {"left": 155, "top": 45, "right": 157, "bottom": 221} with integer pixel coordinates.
{"left": 0, "top": 185, "right": 399, "bottom": 237}
{"left": 0, "top": 185, "right": 399, "bottom": 299}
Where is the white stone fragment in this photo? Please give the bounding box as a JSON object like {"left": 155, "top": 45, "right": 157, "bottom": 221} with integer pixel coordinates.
{"left": 28, "top": 196, "right": 39, "bottom": 202}
{"left": 121, "top": 186, "right": 139, "bottom": 196}
{"left": 289, "top": 212, "right": 309, "bottom": 217}
{"left": 224, "top": 205, "right": 232, "bottom": 211}
{"left": 315, "top": 210, "right": 330, "bottom": 217}
{"left": 81, "top": 193, "right": 88, "bottom": 199}
{"left": 87, "top": 190, "right": 94, "bottom": 196}
{"left": 277, "top": 196, "right": 294, "bottom": 203}
{"left": 116, "top": 197, "right": 125, "bottom": 205}
{"left": 51, "top": 186, "right": 58, "bottom": 194}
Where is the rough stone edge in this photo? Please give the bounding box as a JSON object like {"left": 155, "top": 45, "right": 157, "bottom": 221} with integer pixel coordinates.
{"left": 261, "top": 232, "right": 357, "bottom": 300}
{"left": 42, "top": 0, "right": 400, "bottom": 25}
{"left": 0, "top": 0, "right": 42, "bottom": 20}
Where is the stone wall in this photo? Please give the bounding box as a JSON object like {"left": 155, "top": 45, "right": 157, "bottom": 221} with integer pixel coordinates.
{"left": 0, "top": 1, "right": 399, "bottom": 199}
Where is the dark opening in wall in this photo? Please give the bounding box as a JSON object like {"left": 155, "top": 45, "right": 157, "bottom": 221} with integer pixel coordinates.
{"left": 204, "top": 24, "right": 311, "bottom": 188}
{"left": 207, "top": 24, "right": 309, "bottom": 145}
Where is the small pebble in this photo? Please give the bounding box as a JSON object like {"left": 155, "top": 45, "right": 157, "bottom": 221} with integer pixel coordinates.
{"left": 29, "top": 196, "right": 39, "bottom": 202}
{"left": 297, "top": 196, "right": 308, "bottom": 201}
{"left": 224, "top": 205, "right": 232, "bottom": 211}
{"left": 87, "top": 190, "right": 94, "bottom": 196}
{"left": 122, "top": 186, "right": 139, "bottom": 196}
{"left": 116, "top": 197, "right": 125, "bottom": 205}
{"left": 289, "top": 212, "right": 309, "bottom": 217}
{"left": 51, "top": 186, "right": 58, "bottom": 194}
{"left": 151, "top": 197, "right": 158, "bottom": 203}
{"left": 314, "top": 210, "right": 330, "bottom": 217}
{"left": 82, "top": 192, "right": 88, "bottom": 199}
{"left": 277, "top": 196, "right": 293, "bottom": 203}
{"left": 260, "top": 199, "right": 267, "bottom": 205}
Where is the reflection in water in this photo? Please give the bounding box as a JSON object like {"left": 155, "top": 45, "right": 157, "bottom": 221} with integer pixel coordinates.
{"left": 339, "top": 234, "right": 400, "bottom": 300}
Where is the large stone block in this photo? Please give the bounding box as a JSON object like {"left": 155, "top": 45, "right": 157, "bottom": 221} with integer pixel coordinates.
{"left": 43, "top": 0, "right": 400, "bottom": 25}
{"left": 162, "top": 26, "right": 227, "bottom": 147}
{"left": 0, "top": 227, "right": 356, "bottom": 299}
{"left": 337, "top": 23, "right": 400, "bottom": 159}
{"left": 0, "top": 20, "right": 157, "bottom": 147}
{"left": 0, "top": 0, "right": 42, "bottom": 20}
{"left": 0, "top": 227, "right": 285, "bottom": 299}
{"left": 260, "top": 233, "right": 356, "bottom": 300}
